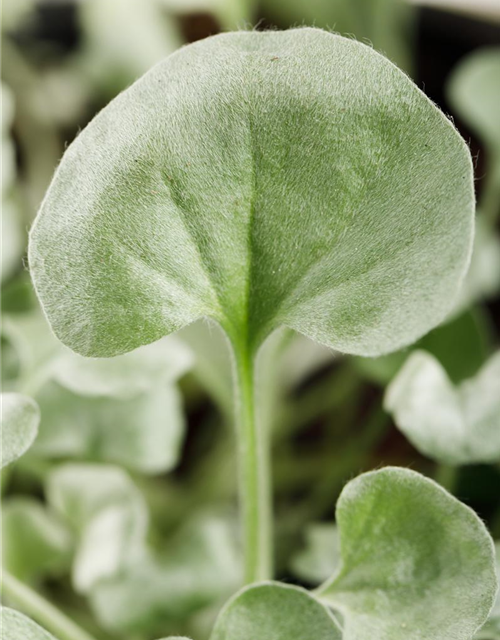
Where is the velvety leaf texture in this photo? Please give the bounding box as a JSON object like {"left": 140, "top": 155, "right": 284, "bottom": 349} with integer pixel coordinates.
{"left": 1, "top": 607, "right": 58, "bottom": 640}
{"left": 1, "top": 392, "right": 40, "bottom": 468}
{"left": 211, "top": 582, "right": 342, "bottom": 640}
{"left": 29, "top": 28, "right": 474, "bottom": 359}
{"left": 318, "top": 467, "right": 497, "bottom": 640}
{"left": 384, "top": 351, "right": 500, "bottom": 465}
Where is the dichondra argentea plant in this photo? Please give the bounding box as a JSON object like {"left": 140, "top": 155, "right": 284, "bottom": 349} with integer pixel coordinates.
{"left": 2, "top": 27, "right": 498, "bottom": 640}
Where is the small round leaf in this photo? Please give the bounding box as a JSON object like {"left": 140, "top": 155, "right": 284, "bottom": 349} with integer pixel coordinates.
{"left": 318, "top": 467, "right": 497, "bottom": 640}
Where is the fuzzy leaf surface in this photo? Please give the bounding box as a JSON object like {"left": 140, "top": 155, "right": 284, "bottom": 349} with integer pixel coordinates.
{"left": 30, "top": 28, "right": 473, "bottom": 359}
{"left": 1, "top": 392, "right": 40, "bottom": 467}
{"left": 318, "top": 467, "right": 497, "bottom": 640}
{"left": 385, "top": 351, "right": 500, "bottom": 464}
{"left": 211, "top": 582, "right": 342, "bottom": 640}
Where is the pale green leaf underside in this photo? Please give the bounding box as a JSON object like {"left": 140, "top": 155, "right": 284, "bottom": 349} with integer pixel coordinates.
{"left": 384, "top": 351, "right": 500, "bottom": 464}
{"left": 46, "top": 463, "right": 147, "bottom": 593}
{"left": 34, "top": 380, "right": 185, "bottom": 474}
{"left": 53, "top": 335, "right": 193, "bottom": 399}
{"left": 89, "top": 515, "right": 241, "bottom": 634}
{"left": 318, "top": 467, "right": 497, "bottom": 640}
{"left": 1, "top": 607, "right": 58, "bottom": 640}
{"left": 447, "top": 47, "right": 500, "bottom": 151}
{"left": 30, "top": 28, "right": 473, "bottom": 359}
{"left": 211, "top": 582, "right": 342, "bottom": 640}
{"left": 1, "top": 392, "right": 40, "bottom": 468}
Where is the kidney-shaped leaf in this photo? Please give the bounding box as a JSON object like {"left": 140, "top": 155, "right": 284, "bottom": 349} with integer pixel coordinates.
{"left": 29, "top": 28, "right": 473, "bottom": 360}
{"left": 384, "top": 351, "right": 500, "bottom": 465}
{"left": 1, "top": 393, "right": 40, "bottom": 468}
{"left": 317, "top": 467, "right": 497, "bottom": 640}
{"left": 211, "top": 582, "right": 342, "bottom": 640}
{"left": 1, "top": 607, "right": 58, "bottom": 640}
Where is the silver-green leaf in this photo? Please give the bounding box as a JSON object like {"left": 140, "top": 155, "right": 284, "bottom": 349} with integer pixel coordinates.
{"left": 29, "top": 28, "right": 474, "bottom": 360}
{"left": 46, "top": 463, "right": 147, "bottom": 593}
{"left": 1, "top": 392, "right": 40, "bottom": 468}
{"left": 317, "top": 467, "right": 497, "bottom": 640}
{"left": 384, "top": 351, "right": 500, "bottom": 465}
{"left": 53, "top": 335, "right": 193, "bottom": 399}
{"left": 34, "top": 380, "right": 185, "bottom": 474}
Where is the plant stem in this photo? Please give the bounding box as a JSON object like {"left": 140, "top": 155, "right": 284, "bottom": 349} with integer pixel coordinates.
{"left": 1, "top": 570, "right": 97, "bottom": 640}
{"left": 233, "top": 345, "right": 272, "bottom": 584}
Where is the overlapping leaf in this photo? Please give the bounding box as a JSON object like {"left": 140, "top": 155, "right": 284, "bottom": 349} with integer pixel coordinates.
{"left": 45, "top": 463, "right": 241, "bottom": 636}
{"left": 89, "top": 515, "right": 241, "bottom": 635}
{"left": 34, "top": 380, "right": 185, "bottom": 474}
{"left": 354, "top": 307, "right": 490, "bottom": 386}
{"left": 385, "top": 351, "right": 500, "bottom": 465}
{"left": 30, "top": 28, "right": 474, "bottom": 361}
{"left": 3, "top": 309, "right": 191, "bottom": 473}
{"left": 53, "top": 335, "right": 192, "bottom": 399}
{"left": 211, "top": 582, "right": 342, "bottom": 640}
